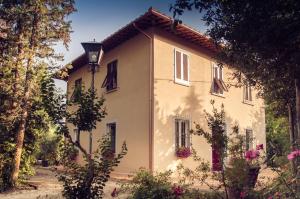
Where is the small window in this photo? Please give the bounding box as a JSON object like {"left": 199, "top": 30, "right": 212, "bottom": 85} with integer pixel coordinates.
{"left": 102, "top": 60, "right": 118, "bottom": 91}
{"left": 245, "top": 129, "right": 253, "bottom": 150}
{"left": 107, "top": 123, "right": 116, "bottom": 153}
{"left": 70, "top": 78, "right": 82, "bottom": 102}
{"left": 212, "top": 64, "right": 227, "bottom": 95}
{"left": 174, "top": 50, "right": 189, "bottom": 85}
{"left": 244, "top": 83, "right": 252, "bottom": 102}
{"left": 175, "top": 119, "right": 190, "bottom": 149}
{"left": 74, "top": 128, "right": 79, "bottom": 143}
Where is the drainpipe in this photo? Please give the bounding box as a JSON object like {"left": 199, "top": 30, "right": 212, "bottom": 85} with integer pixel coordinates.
{"left": 133, "top": 23, "right": 154, "bottom": 172}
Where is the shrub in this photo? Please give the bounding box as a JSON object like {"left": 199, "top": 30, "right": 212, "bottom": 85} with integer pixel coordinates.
{"left": 122, "top": 169, "right": 174, "bottom": 199}
{"left": 57, "top": 135, "right": 127, "bottom": 199}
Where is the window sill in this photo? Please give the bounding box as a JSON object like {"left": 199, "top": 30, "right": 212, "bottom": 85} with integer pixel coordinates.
{"left": 211, "top": 92, "right": 225, "bottom": 98}
{"left": 174, "top": 79, "right": 190, "bottom": 87}
{"left": 105, "top": 87, "right": 119, "bottom": 94}
{"left": 243, "top": 100, "right": 254, "bottom": 106}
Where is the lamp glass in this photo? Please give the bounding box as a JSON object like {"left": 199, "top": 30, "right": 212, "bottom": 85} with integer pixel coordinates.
{"left": 88, "top": 51, "right": 99, "bottom": 64}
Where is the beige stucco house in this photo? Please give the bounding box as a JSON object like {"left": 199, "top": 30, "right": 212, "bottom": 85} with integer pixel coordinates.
{"left": 64, "top": 8, "right": 266, "bottom": 175}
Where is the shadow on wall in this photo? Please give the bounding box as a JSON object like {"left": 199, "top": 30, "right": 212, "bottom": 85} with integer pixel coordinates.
{"left": 250, "top": 106, "right": 266, "bottom": 147}
{"left": 153, "top": 81, "right": 259, "bottom": 172}
{"left": 153, "top": 85, "right": 209, "bottom": 172}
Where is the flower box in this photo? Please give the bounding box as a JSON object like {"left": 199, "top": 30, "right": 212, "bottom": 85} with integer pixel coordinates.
{"left": 176, "top": 147, "right": 191, "bottom": 158}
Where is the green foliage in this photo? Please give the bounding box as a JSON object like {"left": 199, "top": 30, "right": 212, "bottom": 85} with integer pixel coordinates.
{"left": 56, "top": 87, "right": 127, "bottom": 199}
{"left": 266, "top": 105, "right": 290, "bottom": 167}
{"left": 120, "top": 168, "right": 222, "bottom": 199}
{"left": 37, "top": 127, "right": 63, "bottom": 165}
{"left": 0, "top": 0, "right": 75, "bottom": 188}
{"left": 193, "top": 100, "right": 228, "bottom": 163}
{"left": 123, "top": 169, "right": 174, "bottom": 199}
{"left": 58, "top": 135, "right": 127, "bottom": 199}
{"left": 67, "top": 89, "right": 106, "bottom": 133}
{"left": 185, "top": 103, "right": 266, "bottom": 198}
{"left": 263, "top": 166, "right": 300, "bottom": 199}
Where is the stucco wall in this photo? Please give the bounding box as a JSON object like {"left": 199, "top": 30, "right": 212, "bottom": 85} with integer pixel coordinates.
{"left": 152, "top": 29, "right": 266, "bottom": 172}
{"left": 67, "top": 32, "right": 151, "bottom": 174}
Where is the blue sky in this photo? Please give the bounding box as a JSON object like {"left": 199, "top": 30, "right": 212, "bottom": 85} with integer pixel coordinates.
{"left": 55, "top": 0, "right": 207, "bottom": 91}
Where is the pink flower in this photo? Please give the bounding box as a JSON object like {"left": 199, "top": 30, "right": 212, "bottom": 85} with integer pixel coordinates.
{"left": 240, "top": 191, "right": 246, "bottom": 198}
{"left": 256, "top": 144, "right": 264, "bottom": 150}
{"left": 176, "top": 147, "right": 192, "bottom": 158}
{"left": 245, "top": 150, "right": 260, "bottom": 160}
{"left": 172, "top": 185, "right": 184, "bottom": 197}
{"left": 111, "top": 188, "right": 118, "bottom": 197}
{"left": 287, "top": 149, "right": 300, "bottom": 160}
{"left": 268, "top": 197, "right": 273, "bottom": 199}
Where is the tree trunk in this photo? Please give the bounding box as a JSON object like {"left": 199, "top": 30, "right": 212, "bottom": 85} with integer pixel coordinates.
{"left": 288, "top": 104, "right": 296, "bottom": 175}
{"left": 10, "top": 57, "right": 33, "bottom": 186}
{"left": 10, "top": 9, "right": 39, "bottom": 186}
{"left": 295, "top": 78, "right": 300, "bottom": 191}
{"left": 10, "top": 109, "right": 28, "bottom": 185}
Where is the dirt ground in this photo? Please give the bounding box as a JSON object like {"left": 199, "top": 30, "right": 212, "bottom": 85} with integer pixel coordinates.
{"left": 0, "top": 167, "right": 125, "bottom": 199}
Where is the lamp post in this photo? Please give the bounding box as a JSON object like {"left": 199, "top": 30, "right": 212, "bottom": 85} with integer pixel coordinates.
{"left": 81, "top": 41, "right": 103, "bottom": 154}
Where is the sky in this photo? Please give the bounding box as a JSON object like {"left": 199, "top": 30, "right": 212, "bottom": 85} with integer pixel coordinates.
{"left": 55, "top": 0, "right": 207, "bottom": 92}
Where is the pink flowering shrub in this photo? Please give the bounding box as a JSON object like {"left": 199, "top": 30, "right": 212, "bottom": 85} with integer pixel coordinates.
{"left": 176, "top": 147, "right": 192, "bottom": 158}
{"left": 172, "top": 185, "right": 184, "bottom": 197}
{"left": 256, "top": 144, "right": 264, "bottom": 150}
{"left": 244, "top": 144, "right": 265, "bottom": 168}
{"left": 287, "top": 149, "right": 300, "bottom": 160}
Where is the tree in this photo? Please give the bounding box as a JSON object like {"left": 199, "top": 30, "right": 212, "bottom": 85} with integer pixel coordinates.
{"left": 0, "top": 0, "right": 75, "bottom": 187}
{"left": 57, "top": 88, "right": 127, "bottom": 199}
{"left": 171, "top": 0, "right": 300, "bottom": 189}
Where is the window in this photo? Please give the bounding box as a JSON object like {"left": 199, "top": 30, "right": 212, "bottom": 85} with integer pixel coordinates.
{"left": 174, "top": 50, "right": 189, "bottom": 85}
{"left": 175, "top": 119, "right": 190, "bottom": 149}
{"left": 74, "top": 128, "right": 79, "bottom": 143}
{"left": 245, "top": 129, "right": 253, "bottom": 150}
{"left": 71, "top": 78, "right": 82, "bottom": 102}
{"left": 212, "top": 64, "right": 227, "bottom": 95}
{"left": 244, "top": 83, "right": 252, "bottom": 102}
{"left": 102, "top": 60, "right": 118, "bottom": 91}
{"left": 107, "top": 123, "right": 116, "bottom": 153}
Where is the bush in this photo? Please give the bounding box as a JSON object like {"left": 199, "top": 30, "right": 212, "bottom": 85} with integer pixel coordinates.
{"left": 57, "top": 135, "right": 127, "bottom": 199}
{"left": 119, "top": 169, "right": 222, "bottom": 199}
{"left": 122, "top": 169, "right": 174, "bottom": 199}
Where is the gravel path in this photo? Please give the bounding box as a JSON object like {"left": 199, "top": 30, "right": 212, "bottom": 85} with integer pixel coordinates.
{"left": 0, "top": 167, "right": 126, "bottom": 199}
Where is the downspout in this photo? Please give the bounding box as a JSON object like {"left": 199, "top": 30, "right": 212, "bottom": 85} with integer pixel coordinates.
{"left": 133, "top": 23, "right": 154, "bottom": 172}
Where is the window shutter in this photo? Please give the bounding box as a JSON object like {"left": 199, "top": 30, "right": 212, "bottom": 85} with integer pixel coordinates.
{"left": 175, "top": 51, "right": 181, "bottom": 79}
{"left": 219, "top": 66, "right": 223, "bottom": 80}
{"left": 112, "top": 61, "right": 117, "bottom": 88}
{"left": 183, "top": 54, "right": 188, "bottom": 81}
{"left": 101, "top": 75, "right": 108, "bottom": 88}
{"left": 107, "top": 123, "right": 116, "bottom": 152}
{"left": 175, "top": 120, "right": 179, "bottom": 150}
{"left": 186, "top": 120, "right": 191, "bottom": 147}
{"left": 181, "top": 121, "right": 186, "bottom": 147}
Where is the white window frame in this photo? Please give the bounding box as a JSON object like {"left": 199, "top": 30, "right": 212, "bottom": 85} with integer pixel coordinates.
{"left": 212, "top": 63, "right": 224, "bottom": 96}
{"left": 175, "top": 119, "right": 191, "bottom": 149}
{"left": 174, "top": 49, "right": 190, "bottom": 86}
{"left": 243, "top": 83, "right": 253, "bottom": 104}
